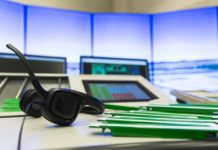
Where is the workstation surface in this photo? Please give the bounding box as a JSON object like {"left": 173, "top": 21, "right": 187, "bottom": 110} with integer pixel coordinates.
{"left": 0, "top": 74, "right": 218, "bottom": 149}
{"left": 1, "top": 105, "right": 218, "bottom": 150}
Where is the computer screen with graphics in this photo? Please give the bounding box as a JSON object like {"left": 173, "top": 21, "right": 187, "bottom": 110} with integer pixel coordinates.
{"left": 0, "top": 53, "right": 66, "bottom": 73}
{"left": 83, "top": 80, "right": 156, "bottom": 102}
{"left": 80, "top": 56, "right": 149, "bottom": 80}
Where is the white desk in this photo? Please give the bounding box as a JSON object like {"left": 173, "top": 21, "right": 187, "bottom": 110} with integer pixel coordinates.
{"left": 0, "top": 117, "right": 23, "bottom": 149}
{"left": 20, "top": 113, "right": 180, "bottom": 150}
{"left": 2, "top": 112, "right": 218, "bottom": 150}
{"left": 0, "top": 74, "right": 217, "bottom": 149}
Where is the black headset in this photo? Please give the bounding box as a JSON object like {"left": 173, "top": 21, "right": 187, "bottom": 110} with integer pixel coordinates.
{"left": 6, "top": 44, "right": 104, "bottom": 125}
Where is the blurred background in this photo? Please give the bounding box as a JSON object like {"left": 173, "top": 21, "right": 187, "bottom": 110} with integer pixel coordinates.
{"left": 1, "top": 0, "right": 218, "bottom": 92}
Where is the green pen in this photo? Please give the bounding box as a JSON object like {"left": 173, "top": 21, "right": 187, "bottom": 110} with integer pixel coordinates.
{"left": 104, "top": 103, "right": 140, "bottom": 111}
{"left": 98, "top": 117, "right": 216, "bottom": 127}
{"left": 146, "top": 104, "right": 218, "bottom": 115}
{"left": 90, "top": 123, "right": 218, "bottom": 139}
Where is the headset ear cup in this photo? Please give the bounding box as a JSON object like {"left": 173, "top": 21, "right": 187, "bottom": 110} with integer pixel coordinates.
{"left": 81, "top": 95, "right": 104, "bottom": 114}
{"left": 20, "top": 89, "right": 42, "bottom": 117}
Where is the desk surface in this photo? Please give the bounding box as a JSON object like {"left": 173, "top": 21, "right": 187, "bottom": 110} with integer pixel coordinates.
{"left": 0, "top": 73, "right": 217, "bottom": 149}
{"left": 21, "top": 114, "right": 180, "bottom": 150}
{"left": 1, "top": 108, "right": 218, "bottom": 150}
{"left": 0, "top": 117, "right": 23, "bottom": 150}
{"left": 0, "top": 113, "right": 198, "bottom": 150}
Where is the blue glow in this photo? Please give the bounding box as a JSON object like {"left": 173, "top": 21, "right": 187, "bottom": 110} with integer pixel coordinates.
{"left": 0, "top": 1, "right": 24, "bottom": 53}
{"left": 1, "top": 1, "right": 218, "bottom": 79}
{"left": 153, "top": 8, "right": 218, "bottom": 62}
{"left": 0, "top": 53, "right": 65, "bottom": 62}
{"left": 93, "top": 14, "right": 152, "bottom": 61}
{"left": 26, "top": 6, "right": 91, "bottom": 62}
{"left": 81, "top": 57, "right": 148, "bottom": 65}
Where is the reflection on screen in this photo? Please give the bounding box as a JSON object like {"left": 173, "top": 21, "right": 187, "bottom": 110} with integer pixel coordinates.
{"left": 80, "top": 56, "right": 149, "bottom": 79}
{"left": 84, "top": 81, "right": 156, "bottom": 102}
{"left": 91, "top": 63, "right": 141, "bottom": 75}
{"left": 0, "top": 53, "right": 66, "bottom": 73}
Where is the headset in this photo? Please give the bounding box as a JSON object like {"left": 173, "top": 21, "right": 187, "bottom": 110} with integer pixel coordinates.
{"left": 6, "top": 44, "right": 104, "bottom": 125}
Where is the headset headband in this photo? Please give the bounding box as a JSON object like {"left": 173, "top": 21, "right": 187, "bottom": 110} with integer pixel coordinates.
{"left": 6, "top": 44, "right": 48, "bottom": 97}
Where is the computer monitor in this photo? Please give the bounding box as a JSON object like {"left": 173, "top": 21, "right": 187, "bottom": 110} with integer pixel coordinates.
{"left": 0, "top": 53, "right": 66, "bottom": 73}
{"left": 80, "top": 56, "right": 150, "bottom": 80}
{"left": 83, "top": 80, "right": 157, "bottom": 102}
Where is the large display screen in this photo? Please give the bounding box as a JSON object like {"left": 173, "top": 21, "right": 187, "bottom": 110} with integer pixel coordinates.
{"left": 80, "top": 56, "right": 149, "bottom": 80}
{"left": 83, "top": 81, "right": 157, "bottom": 102}
{"left": 0, "top": 53, "right": 66, "bottom": 73}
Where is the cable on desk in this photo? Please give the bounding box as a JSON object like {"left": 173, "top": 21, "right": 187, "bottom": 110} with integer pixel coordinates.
{"left": 0, "top": 115, "right": 25, "bottom": 118}
{"left": 17, "top": 103, "right": 32, "bottom": 150}
{"left": 17, "top": 114, "right": 26, "bottom": 150}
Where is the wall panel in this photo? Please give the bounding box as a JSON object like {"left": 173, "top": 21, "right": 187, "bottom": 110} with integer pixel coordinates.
{"left": 93, "top": 14, "right": 152, "bottom": 61}
{"left": 26, "top": 6, "right": 91, "bottom": 62}
{"left": 153, "top": 8, "right": 218, "bottom": 62}
{"left": 0, "top": 1, "right": 24, "bottom": 53}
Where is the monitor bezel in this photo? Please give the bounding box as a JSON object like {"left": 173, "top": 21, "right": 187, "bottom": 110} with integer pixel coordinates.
{"left": 80, "top": 56, "right": 150, "bottom": 80}
{"left": 82, "top": 80, "right": 157, "bottom": 102}
{"left": 0, "top": 52, "right": 67, "bottom": 73}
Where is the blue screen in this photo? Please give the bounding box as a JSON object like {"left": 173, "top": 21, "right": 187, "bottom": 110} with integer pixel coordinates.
{"left": 26, "top": 6, "right": 91, "bottom": 63}
{"left": 153, "top": 8, "right": 218, "bottom": 62}
{"left": 152, "top": 8, "right": 218, "bottom": 91}
{"left": 93, "top": 14, "right": 152, "bottom": 61}
{"left": 0, "top": 1, "right": 24, "bottom": 53}
{"left": 1, "top": 1, "right": 218, "bottom": 88}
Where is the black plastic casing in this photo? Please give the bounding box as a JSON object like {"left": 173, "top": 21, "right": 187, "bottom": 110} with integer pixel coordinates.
{"left": 41, "top": 88, "right": 86, "bottom": 125}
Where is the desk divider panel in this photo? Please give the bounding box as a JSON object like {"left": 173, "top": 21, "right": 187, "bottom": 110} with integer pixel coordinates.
{"left": 0, "top": 74, "right": 70, "bottom": 104}
{"left": 0, "top": 77, "right": 25, "bottom": 104}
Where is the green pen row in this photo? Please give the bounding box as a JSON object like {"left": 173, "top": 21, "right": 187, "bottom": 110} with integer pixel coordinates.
{"left": 90, "top": 122, "right": 218, "bottom": 139}
{"left": 104, "top": 103, "right": 218, "bottom": 115}
{"left": 91, "top": 103, "right": 218, "bottom": 139}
